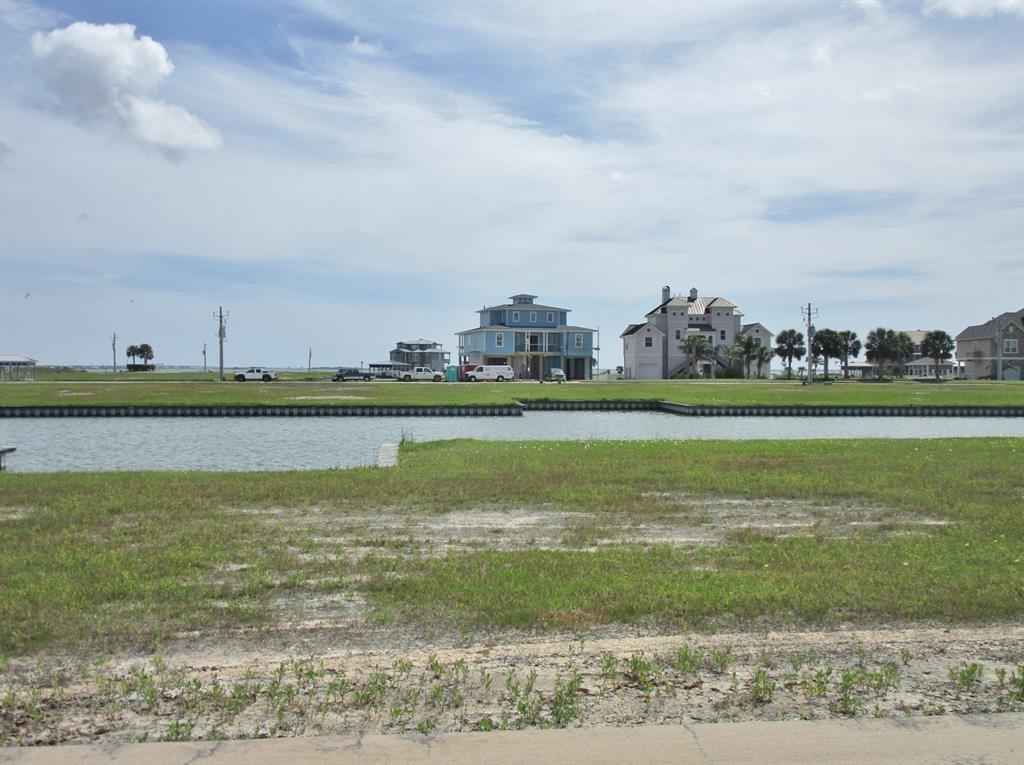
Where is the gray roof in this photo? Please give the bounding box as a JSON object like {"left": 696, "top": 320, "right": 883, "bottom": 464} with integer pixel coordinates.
{"left": 0, "top": 354, "right": 36, "bottom": 364}
{"left": 459, "top": 324, "right": 596, "bottom": 335}
{"left": 741, "top": 322, "right": 774, "bottom": 336}
{"left": 620, "top": 323, "right": 644, "bottom": 337}
{"left": 645, "top": 294, "right": 739, "bottom": 317}
{"left": 956, "top": 310, "right": 1024, "bottom": 341}
{"left": 477, "top": 303, "right": 570, "bottom": 314}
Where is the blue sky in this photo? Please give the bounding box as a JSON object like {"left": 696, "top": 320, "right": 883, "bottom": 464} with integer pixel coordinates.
{"left": 0, "top": 0, "right": 1021, "bottom": 368}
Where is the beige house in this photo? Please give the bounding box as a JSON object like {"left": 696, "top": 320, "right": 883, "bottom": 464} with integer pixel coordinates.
{"left": 956, "top": 309, "right": 1024, "bottom": 380}
{"left": 621, "top": 286, "right": 772, "bottom": 379}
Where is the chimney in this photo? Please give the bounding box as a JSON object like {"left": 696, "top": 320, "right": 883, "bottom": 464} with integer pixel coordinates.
{"left": 662, "top": 285, "right": 671, "bottom": 304}
{"left": 689, "top": 287, "right": 698, "bottom": 301}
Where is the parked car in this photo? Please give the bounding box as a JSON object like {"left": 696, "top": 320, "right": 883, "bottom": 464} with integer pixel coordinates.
{"left": 543, "top": 367, "right": 567, "bottom": 383}
{"left": 398, "top": 366, "right": 444, "bottom": 382}
{"left": 466, "top": 365, "right": 515, "bottom": 382}
{"left": 235, "top": 367, "right": 277, "bottom": 382}
{"left": 332, "top": 367, "right": 372, "bottom": 382}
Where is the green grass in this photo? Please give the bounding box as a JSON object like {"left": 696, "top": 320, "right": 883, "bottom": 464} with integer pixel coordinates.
{"left": 2, "top": 378, "right": 1021, "bottom": 408}
{"left": 0, "top": 438, "right": 1021, "bottom": 655}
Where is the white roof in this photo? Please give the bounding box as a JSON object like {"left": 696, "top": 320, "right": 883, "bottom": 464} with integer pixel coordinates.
{"left": 0, "top": 354, "right": 36, "bottom": 364}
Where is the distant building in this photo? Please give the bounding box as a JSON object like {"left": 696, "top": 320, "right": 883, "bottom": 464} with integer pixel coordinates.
{"left": 955, "top": 309, "right": 1024, "bottom": 380}
{"left": 389, "top": 339, "right": 450, "bottom": 371}
{"left": 456, "top": 293, "right": 596, "bottom": 380}
{"left": 621, "top": 286, "right": 773, "bottom": 379}
{"left": 0, "top": 354, "right": 36, "bottom": 382}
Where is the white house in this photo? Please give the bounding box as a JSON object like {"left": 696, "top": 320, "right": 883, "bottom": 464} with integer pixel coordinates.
{"left": 621, "top": 286, "right": 773, "bottom": 379}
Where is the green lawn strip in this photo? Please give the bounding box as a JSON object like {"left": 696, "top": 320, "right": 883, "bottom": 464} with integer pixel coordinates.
{"left": 2, "top": 379, "right": 1021, "bottom": 408}
{"left": 0, "top": 439, "right": 1020, "bottom": 655}
{"left": 362, "top": 535, "right": 1019, "bottom": 630}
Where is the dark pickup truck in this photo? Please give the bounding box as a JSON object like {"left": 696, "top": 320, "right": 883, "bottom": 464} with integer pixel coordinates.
{"left": 332, "top": 367, "right": 373, "bottom": 382}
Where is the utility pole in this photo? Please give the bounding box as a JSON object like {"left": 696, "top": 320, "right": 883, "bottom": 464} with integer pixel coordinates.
{"left": 801, "top": 302, "right": 818, "bottom": 385}
{"left": 202, "top": 343, "right": 207, "bottom": 374}
{"left": 213, "top": 307, "right": 228, "bottom": 381}
{"left": 112, "top": 332, "right": 117, "bottom": 374}
{"left": 308, "top": 347, "right": 312, "bottom": 373}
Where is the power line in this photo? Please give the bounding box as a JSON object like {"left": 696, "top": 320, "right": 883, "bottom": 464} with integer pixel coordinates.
{"left": 213, "top": 307, "right": 229, "bottom": 381}
{"left": 801, "top": 302, "right": 819, "bottom": 385}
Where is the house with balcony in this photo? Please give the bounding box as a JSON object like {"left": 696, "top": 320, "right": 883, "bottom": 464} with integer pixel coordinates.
{"left": 956, "top": 309, "right": 1024, "bottom": 380}
{"left": 621, "top": 286, "right": 773, "bottom": 379}
{"left": 456, "top": 293, "right": 596, "bottom": 380}
{"left": 390, "top": 339, "right": 450, "bottom": 371}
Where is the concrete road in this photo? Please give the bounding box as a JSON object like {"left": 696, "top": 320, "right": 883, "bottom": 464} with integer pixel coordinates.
{"left": 2, "top": 714, "right": 1021, "bottom": 764}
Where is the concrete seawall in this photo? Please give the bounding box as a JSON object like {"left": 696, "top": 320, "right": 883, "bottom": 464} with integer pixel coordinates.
{"left": 0, "top": 402, "right": 1020, "bottom": 417}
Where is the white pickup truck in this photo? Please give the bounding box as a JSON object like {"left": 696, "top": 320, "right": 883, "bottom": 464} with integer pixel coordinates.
{"left": 398, "top": 366, "right": 444, "bottom": 382}
{"left": 234, "top": 367, "right": 278, "bottom": 382}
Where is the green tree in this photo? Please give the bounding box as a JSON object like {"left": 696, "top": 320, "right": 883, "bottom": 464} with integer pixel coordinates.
{"left": 837, "top": 331, "right": 862, "bottom": 379}
{"left": 138, "top": 344, "right": 154, "bottom": 366}
{"left": 774, "top": 329, "right": 806, "bottom": 379}
{"left": 920, "top": 330, "right": 954, "bottom": 381}
{"left": 893, "top": 332, "right": 915, "bottom": 377}
{"left": 730, "top": 335, "right": 760, "bottom": 378}
{"left": 681, "top": 335, "right": 714, "bottom": 378}
{"left": 125, "top": 345, "right": 139, "bottom": 367}
{"left": 754, "top": 345, "right": 774, "bottom": 378}
{"left": 811, "top": 328, "right": 842, "bottom": 379}
{"left": 865, "top": 327, "right": 898, "bottom": 378}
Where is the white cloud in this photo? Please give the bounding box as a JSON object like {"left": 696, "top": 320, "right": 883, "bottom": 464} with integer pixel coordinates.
{"left": 0, "top": 0, "right": 63, "bottom": 33}
{"left": 347, "top": 35, "right": 381, "bottom": 56}
{"left": 30, "top": 21, "right": 221, "bottom": 155}
{"left": 926, "top": 0, "right": 1024, "bottom": 17}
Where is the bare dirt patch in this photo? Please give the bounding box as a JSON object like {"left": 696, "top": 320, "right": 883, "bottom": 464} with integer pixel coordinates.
{"left": 229, "top": 500, "right": 950, "bottom": 564}
{"left": 3, "top": 623, "right": 1020, "bottom": 746}
{"left": 287, "top": 396, "right": 368, "bottom": 401}
{"left": 0, "top": 507, "right": 35, "bottom": 522}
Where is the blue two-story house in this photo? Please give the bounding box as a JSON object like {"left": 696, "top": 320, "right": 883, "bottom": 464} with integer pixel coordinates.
{"left": 457, "top": 294, "right": 596, "bottom": 380}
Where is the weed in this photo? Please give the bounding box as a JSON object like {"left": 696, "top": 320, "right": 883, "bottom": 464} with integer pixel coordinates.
{"left": 626, "top": 652, "right": 657, "bottom": 695}
{"left": 675, "top": 644, "right": 703, "bottom": 678}
{"left": 948, "top": 662, "right": 984, "bottom": 695}
{"left": 750, "top": 669, "right": 776, "bottom": 705}
{"left": 416, "top": 717, "right": 437, "bottom": 735}
{"left": 710, "top": 648, "right": 734, "bottom": 675}
{"left": 162, "top": 720, "right": 194, "bottom": 742}
{"left": 549, "top": 669, "right": 583, "bottom": 727}
{"left": 834, "top": 669, "right": 863, "bottom": 716}
{"left": 899, "top": 648, "right": 913, "bottom": 666}
{"left": 600, "top": 652, "right": 617, "bottom": 683}
{"left": 798, "top": 667, "right": 831, "bottom": 704}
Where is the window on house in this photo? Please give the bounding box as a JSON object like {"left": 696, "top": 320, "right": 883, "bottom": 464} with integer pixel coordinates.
{"left": 530, "top": 312, "right": 537, "bottom": 322}
{"left": 720, "top": 330, "right": 726, "bottom": 340}
{"left": 576, "top": 334, "right": 584, "bottom": 348}
{"left": 754, "top": 338, "right": 762, "bottom": 346}
{"left": 496, "top": 333, "right": 504, "bottom": 348}
{"left": 675, "top": 329, "right": 680, "bottom": 339}
{"left": 512, "top": 311, "right": 519, "bottom": 322}
{"left": 546, "top": 312, "right": 554, "bottom": 322}
{"left": 644, "top": 336, "right": 653, "bottom": 348}
{"left": 1006, "top": 338, "right": 1020, "bottom": 354}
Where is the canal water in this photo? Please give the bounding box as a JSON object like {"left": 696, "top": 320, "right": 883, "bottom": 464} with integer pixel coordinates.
{"left": 1, "top": 413, "right": 1021, "bottom": 473}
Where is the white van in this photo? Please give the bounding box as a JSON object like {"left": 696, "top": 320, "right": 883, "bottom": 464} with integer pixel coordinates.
{"left": 466, "top": 365, "right": 515, "bottom": 382}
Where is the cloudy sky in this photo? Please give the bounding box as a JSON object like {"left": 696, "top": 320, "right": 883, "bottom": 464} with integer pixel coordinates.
{"left": 0, "top": 0, "right": 1021, "bottom": 369}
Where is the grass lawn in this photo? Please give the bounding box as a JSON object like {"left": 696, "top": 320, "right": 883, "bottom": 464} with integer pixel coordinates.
{"left": 2, "top": 378, "right": 1021, "bottom": 408}
{"left": 1, "top": 438, "right": 1021, "bottom": 655}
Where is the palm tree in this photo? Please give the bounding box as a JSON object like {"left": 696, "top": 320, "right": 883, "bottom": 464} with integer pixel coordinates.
{"left": 865, "top": 327, "right": 897, "bottom": 379}
{"left": 125, "top": 345, "right": 139, "bottom": 367}
{"left": 730, "top": 335, "right": 760, "bottom": 378}
{"left": 754, "top": 345, "right": 774, "bottom": 378}
{"left": 920, "top": 330, "right": 954, "bottom": 381}
{"left": 837, "top": 331, "right": 861, "bottom": 379}
{"left": 894, "top": 332, "right": 915, "bottom": 377}
{"left": 681, "top": 335, "right": 714, "bottom": 378}
{"left": 774, "top": 329, "right": 806, "bottom": 379}
{"left": 138, "top": 343, "right": 154, "bottom": 365}
{"left": 811, "top": 328, "right": 841, "bottom": 380}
